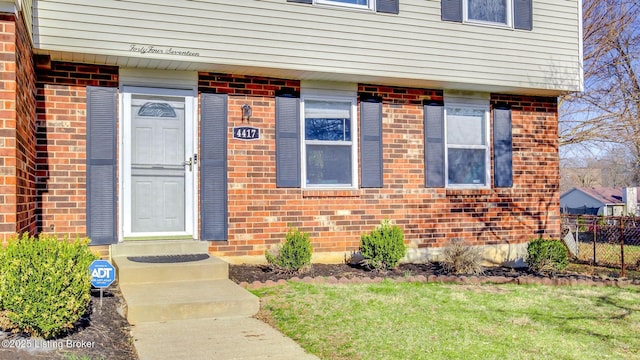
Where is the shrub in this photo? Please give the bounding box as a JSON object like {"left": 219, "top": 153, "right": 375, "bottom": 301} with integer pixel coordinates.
{"left": 359, "top": 220, "right": 406, "bottom": 271}
{"left": 526, "top": 237, "right": 568, "bottom": 273}
{"left": 265, "top": 227, "right": 312, "bottom": 273}
{"left": 576, "top": 217, "right": 588, "bottom": 232}
{"left": 0, "top": 233, "right": 97, "bottom": 339}
{"left": 441, "top": 241, "right": 484, "bottom": 275}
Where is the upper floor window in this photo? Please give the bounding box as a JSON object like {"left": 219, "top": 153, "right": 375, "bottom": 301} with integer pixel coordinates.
{"left": 317, "top": 0, "right": 372, "bottom": 10}
{"left": 441, "top": 0, "right": 532, "bottom": 31}
{"left": 467, "top": 0, "right": 509, "bottom": 26}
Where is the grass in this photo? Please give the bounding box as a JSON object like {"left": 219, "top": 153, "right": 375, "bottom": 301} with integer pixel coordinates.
{"left": 578, "top": 241, "right": 640, "bottom": 265}
{"left": 567, "top": 262, "right": 640, "bottom": 280}
{"left": 254, "top": 281, "right": 640, "bottom": 360}
{"left": 63, "top": 355, "right": 105, "bottom": 360}
{"left": 576, "top": 242, "right": 640, "bottom": 270}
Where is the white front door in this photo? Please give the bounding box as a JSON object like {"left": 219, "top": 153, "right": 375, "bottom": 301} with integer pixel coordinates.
{"left": 122, "top": 87, "right": 196, "bottom": 238}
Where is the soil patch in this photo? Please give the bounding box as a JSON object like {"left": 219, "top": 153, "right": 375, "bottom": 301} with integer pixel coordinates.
{"left": 229, "top": 262, "right": 633, "bottom": 286}
{"left": 0, "top": 287, "right": 137, "bottom": 360}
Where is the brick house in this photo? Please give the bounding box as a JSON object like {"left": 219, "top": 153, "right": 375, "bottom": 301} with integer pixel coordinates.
{"left": 0, "top": 0, "right": 582, "bottom": 264}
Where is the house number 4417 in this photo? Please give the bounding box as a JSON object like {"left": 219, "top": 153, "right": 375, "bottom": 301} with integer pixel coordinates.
{"left": 232, "top": 126, "right": 260, "bottom": 141}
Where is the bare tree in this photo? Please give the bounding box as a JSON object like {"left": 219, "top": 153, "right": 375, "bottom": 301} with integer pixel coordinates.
{"left": 560, "top": 0, "right": 640, "bottom": 183}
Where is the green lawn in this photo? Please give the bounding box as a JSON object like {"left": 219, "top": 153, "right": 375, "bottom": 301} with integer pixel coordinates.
{"left": 254, "top": 281, "right": 640, "bottom": 360}
{"left": 576, "top": 242, "right": 640, "bottom": 268}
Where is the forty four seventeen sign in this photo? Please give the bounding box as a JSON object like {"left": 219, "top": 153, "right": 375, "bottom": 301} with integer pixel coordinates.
{"left": 233, "top": 126, "right": 260, "bottom": 141}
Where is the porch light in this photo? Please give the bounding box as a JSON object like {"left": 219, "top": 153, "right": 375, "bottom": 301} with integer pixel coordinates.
{"left": 241, "top": 104, "right": 252, "bottom": 122}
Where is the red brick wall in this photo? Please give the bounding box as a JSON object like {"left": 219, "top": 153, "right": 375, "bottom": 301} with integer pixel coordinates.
{"left": 26, "top": 67, "right": 559, "bottom": 258}
{"left": 14, "top": 12, "right": 37, "bottom": 237}
{"left": 0, "top": 12, "right": 37, "bottom": 243}
{"left": 198, "top": 73, "right": 301, "bottom": 256}
{"left": 35, "top": 62, "right": 118, "bottom": 236}
{"left": 0, "top": 16, "right": 18, "bottom": 243}
{"left": 199, "top": 76, "right": 560, "bottom": 259}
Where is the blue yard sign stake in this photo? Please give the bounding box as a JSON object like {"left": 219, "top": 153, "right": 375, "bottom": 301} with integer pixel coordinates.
{"left": 89, "top": 260, "right": 116, "bottom": 308}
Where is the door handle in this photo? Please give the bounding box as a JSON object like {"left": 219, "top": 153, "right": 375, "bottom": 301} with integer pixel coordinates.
{"left": 182, "top": 157, "right": 193, "bottom": 171}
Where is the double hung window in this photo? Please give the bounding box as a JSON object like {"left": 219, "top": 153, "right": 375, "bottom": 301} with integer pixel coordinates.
{"left": 317, "top": 0, "right": 372, "bottom": 9}
{"left": 302, "top": 99, "right": 357, "bottom": 188}
{"left": 466, "top": 0, "right": 510, "bottom": 26}
{"left": 445, "top": 106, "right": 489, "bottom": 187}
{"left": 442, "top": 0, "right": 532, "bottom": 31}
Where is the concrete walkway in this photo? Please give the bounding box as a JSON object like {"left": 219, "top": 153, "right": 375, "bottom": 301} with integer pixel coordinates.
{"left": 132, "top": 317, "right": 319, "bottom": 360}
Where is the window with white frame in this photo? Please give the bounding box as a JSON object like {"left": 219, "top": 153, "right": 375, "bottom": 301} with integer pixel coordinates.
{"left": 445, "top": 106, "right": 490, "bottom": 187}
{"left": 316, "top": 0, "right": 373, "bottom": 10}
{"left": 465, "top": 0, "right": 511, "bottom": 26}
{"left": 302, "top": 99, "right": 357, "bottom": 188}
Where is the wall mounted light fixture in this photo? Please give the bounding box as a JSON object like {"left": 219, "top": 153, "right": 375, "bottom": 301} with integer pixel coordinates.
{"left": 241, "top": 104, "right": 252, "bottom": 122}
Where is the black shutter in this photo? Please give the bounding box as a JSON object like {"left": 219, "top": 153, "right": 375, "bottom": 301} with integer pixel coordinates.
{"left": 376, "top": 0, "right": 399, "bottom": 14}
{"left": 424, "top": 103, "right": 445, "bottom": 188}
{"left": 493, "top": 107, "right": 513, "bottom": 187}
{"left": 360, "top": 99, "right": 383, "bottom": 188}
{"left": 200, "top": 93, "right": 228, "bottom": 241}
{"left": 441, "top": 0, "right": 462, "bottom": 22}
{"left": 287, "top": 0, "right": 312, "bottom": 3}
{"left": 276, "top": 95, "right": 301, "bottom": 187}
{"left": 514, "top": 0, "right": 533, "bottom": 30}
{"left": 86, "top": 86, "right": 117, "bottom": 245}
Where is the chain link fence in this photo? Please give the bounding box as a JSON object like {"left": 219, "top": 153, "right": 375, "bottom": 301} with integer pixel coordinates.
{"left": 561, "top": 214, "right": 640, "bottom": 278}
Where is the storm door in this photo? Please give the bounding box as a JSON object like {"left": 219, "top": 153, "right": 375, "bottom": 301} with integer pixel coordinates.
{"left": 122, "top": 88, "right": 196, "bottom": 238}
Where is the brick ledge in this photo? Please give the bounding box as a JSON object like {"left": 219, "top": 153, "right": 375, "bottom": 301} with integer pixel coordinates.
{"left": 302, "top": 190, "right": 361, "bottom": 198}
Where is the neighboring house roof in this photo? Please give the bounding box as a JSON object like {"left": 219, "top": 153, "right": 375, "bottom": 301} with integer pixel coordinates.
{"left": 560, "top": 187, "right": 640, "bottom": 206}
{"left": 576, "top": 187, "right": 627, "bottom": 205}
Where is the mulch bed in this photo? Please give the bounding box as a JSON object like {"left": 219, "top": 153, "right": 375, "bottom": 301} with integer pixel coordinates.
{"left": 0, "top": 288, "right": 137, "bottom": 360}
{"left": 230, "top": 262, "right": 640, "bottom": 288}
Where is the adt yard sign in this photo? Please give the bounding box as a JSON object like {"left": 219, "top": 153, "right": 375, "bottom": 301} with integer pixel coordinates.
{"left": 90, "top": 260, "right": 116, "bottom": 288}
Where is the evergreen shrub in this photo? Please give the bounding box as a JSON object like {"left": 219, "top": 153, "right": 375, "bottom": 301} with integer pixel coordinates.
{"left": 0, "top": 233, "right": 97, "bottom": 339}
{"left": 359, "top": 220, "right": 406, "bottom": 271}
{"left": 526, "top": 237, "right": 568, "bottom": 273}
{"left": 266, "top": 227, "right": 312, "bottom": 273}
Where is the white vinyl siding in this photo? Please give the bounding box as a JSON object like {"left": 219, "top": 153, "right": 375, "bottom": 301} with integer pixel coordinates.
{"left": 119, "top": 68, "right": 198, "bottom": 90}
{"left": 19, "top": 0, "right": 33, "bottom": 39}
{"left": 32, "top": 0, "right": 581, "bottom": 94}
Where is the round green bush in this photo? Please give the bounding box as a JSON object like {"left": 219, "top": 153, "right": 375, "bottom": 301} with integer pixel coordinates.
{"left": 0, "top": 233, "right": 97, "bottom": 339}
{"left": 526, "top": 238, "right": 568, "bottom": 273}
{"left": 359, "top": 220, "right": 407, "bottom": 271}
{"left": 265, "top": 227, "right": 312, "bottom": 273}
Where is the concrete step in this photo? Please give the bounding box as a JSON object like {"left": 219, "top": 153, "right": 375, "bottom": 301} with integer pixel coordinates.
{"left": 120, "top": 279, "right": 259, "bottom": 324}
{"left": 110, "top": 240, "right": 209, "bottom": 257}
{"left": 113, "top": 255, "right": 229, "bottom": 285}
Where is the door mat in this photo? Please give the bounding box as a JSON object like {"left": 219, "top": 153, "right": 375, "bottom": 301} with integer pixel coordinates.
{"left": 127, "top": 254, "right": 210, "bottom": 263}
